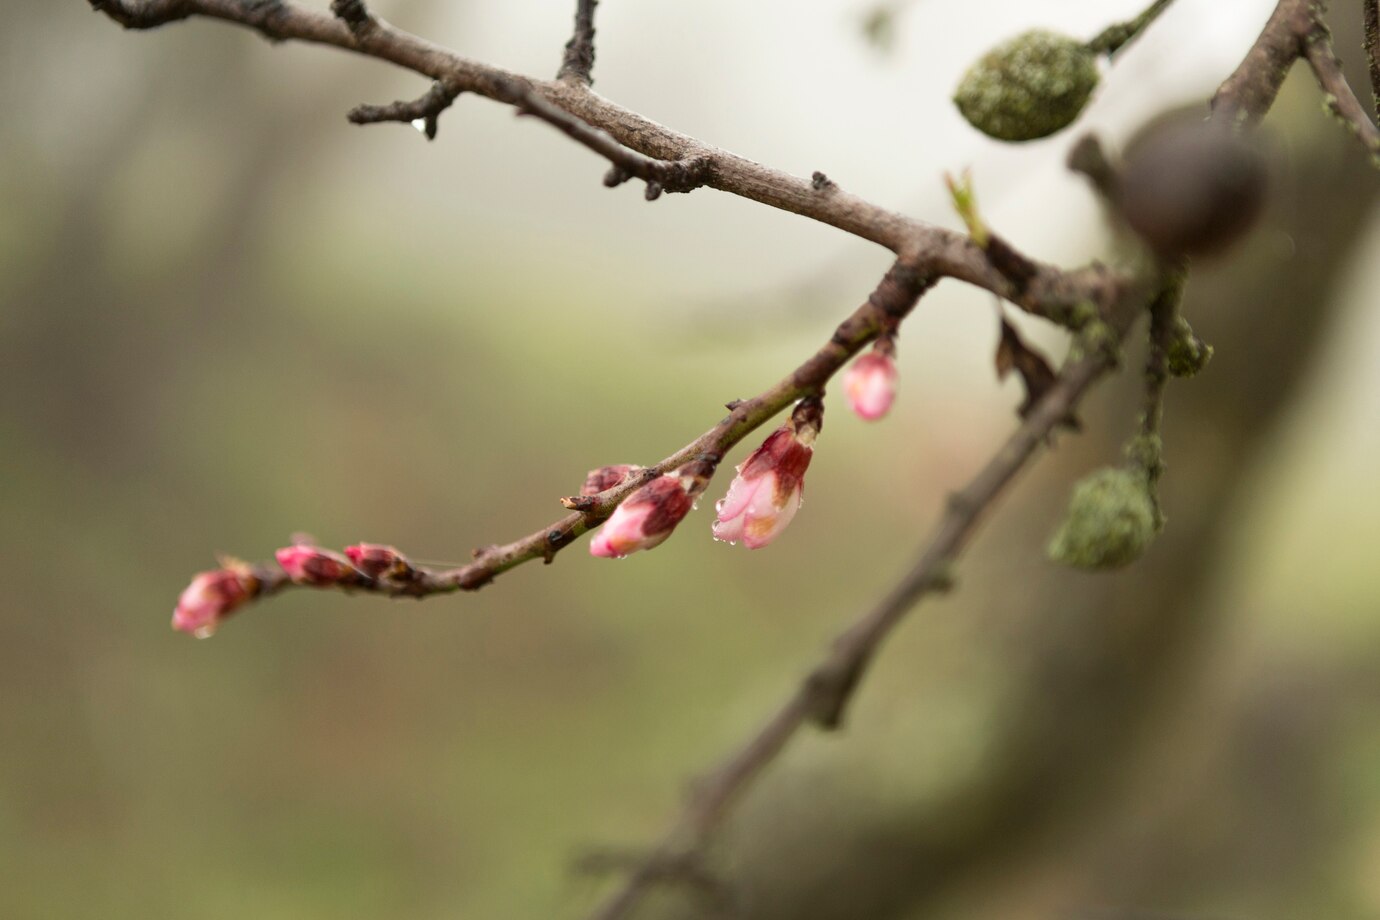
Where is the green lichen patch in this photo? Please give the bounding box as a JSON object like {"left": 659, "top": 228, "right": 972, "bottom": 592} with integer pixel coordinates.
{"left": 954, "top": 30, "right": 1100, "bottom": 142}
{"left": 1166, "top": 316, "right": 1213, "bottom": 377}
{"left": 1048, "top": 467, "right": 1159, "bottom": 570}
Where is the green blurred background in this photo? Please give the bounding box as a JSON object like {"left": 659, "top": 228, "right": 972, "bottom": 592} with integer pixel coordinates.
{"left": 3, "top": 1, "right": 1380, "bottom": 918}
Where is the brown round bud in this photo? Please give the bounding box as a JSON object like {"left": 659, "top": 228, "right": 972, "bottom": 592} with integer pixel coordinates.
{"left": 1117, "top": 117, "right": 1267, "bottom": 258}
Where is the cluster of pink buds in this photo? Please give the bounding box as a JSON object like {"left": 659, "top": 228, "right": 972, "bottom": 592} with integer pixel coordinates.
{"left": 843, "top": 338, "right": 898, "bottom": 421}
{"left": 274, "top": 541, "right": 417, "bottom": 586}
{"left": 712, "top": 396, "right": 822, "bottom": 549}
{"left": 172, "top": 541, "right": 420, "bottom": 638}
{"left": 172, "top": 565, "right": 260, "bottom": 638}
{"left": 588, "top": 459, "right": 714, "bottom": 558}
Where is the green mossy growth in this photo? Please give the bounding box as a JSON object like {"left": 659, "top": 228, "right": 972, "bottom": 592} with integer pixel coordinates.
{"left": 1048, "top": 467, "right": 1158, "bottom": 570}
{"left": 954, "top": 30, "right": 1100, "bottom": 142}
{"left": 1166, "top": 316, "right": 1213, "bottom": 377}
{"left": 1047, "top": 299, "right": 1099, "bottom": 332}
{"left": 1067, "top": 317, "right": 1121, "bottom": 367}
{"left": 1123, "top": 433, "right": 1163, "bottom": 478}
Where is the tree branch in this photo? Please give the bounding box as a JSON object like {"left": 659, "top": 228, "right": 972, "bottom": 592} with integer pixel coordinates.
{"left": 1211, "top": 0, "right": 1314, "bottom": 123}
{"left": 1302, "top": 15, "right": 1380, "bottom": 158}
{"left": 1087, "top": 0, "right": 1176, "bottom": 59}
{"left": 1365, "top": 0, "right": 1380, "bottom": 121}
{"left": 495, "top": 77, "right": 713, "bottom": 198}
{"left": 84, "top": 0, "right": 1093, "bottom": 315}
{"left": 1213, "top": 0, "right": 1380, "bottom": 164}
{"left": 208, "top": 261, "right": 937, "bottom": 622}
{"left": 558, "top": 0, "right": 598, "bottom": 85}
{"left": 346, "top": 79, "right": 458, "bottom": 140}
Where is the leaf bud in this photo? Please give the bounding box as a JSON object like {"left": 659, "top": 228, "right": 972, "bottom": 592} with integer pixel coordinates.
{"left": 1047, "top": 467, "right": 1159, "bottom": 570}
{"left": 954, "top": 30, "right": 1100, "bottom": 142}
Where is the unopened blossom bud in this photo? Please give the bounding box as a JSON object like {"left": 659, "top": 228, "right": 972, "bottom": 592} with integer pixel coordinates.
{"left": 712, "top": 399, "right": 820, "bottom": 549}
{"left": 172, "top": 566, "right": 259, "bottom": 638}
{"left": 844, "top": 348, "right": 898, "bottom": 421}
{"left": 589, "top": 472, "right": 695, "bottom": 558}
{"left": 580, "top": 464, "right": 641, "bottom": 496}
{"left": 344, "top": 543, "right": 411, "bottom": 579}
{"left": 275, "top": 544, "right": 358, "bottom": 585}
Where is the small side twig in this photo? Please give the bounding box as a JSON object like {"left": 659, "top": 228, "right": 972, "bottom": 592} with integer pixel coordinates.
{"left": 88, "top": 0, "right": 190, "bottom": 29}
{"left": 557, "top": 0, "right": 599, "bottom": 84}
{"left": 1088, "top": 0, "right": 1176, "bottom": 59}
{"left": 329, "top": 0, "right": 373, "bottom": 39}
{"left": 496, "top": 77, "right": 713, "bottom": 195}
{"left": 1302, "top": 17, "right": 1380, "bottom": 158}
{"left": 1364, "top": 0, "right": 1380, "bottom": 121}
{"left": 1135, "top": 269, "right": 1185, "bottom": 524}
{"left": 347, "top": 81, "right": 459, "bottom": 140}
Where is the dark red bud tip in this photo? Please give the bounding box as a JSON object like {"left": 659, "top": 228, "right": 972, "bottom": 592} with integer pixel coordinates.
{"left": 791, "top": 396, "right": 825, "bottom": 440}
{"left": 580, "top": 464, "right": 641, "bottom": 496}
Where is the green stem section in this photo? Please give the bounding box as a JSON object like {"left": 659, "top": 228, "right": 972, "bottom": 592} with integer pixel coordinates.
{"left": 1088, "top": 0, "right": 1176, "bottom": 58}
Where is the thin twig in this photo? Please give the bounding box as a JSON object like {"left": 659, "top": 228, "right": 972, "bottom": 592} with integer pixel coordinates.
{"left": 494, "top": 77, "right": 713, "bottom": 196}
{"left": 557, "top": 0, "right": 598, "bottom": 84}
{"left": 1088, "top": 0, "right": 1176, "bottom": 58}
{"left": 223, "top": 262, "right": 935, "bottom": 613}
{"left": 347, "top": 80, "right": 457, "bottom": 139}
{"left": 1301, "top": 16, "right": 1380, "bottom": 157}
{"left": 1211, "top": 0, "right": 1314, "bottom": 124}
{"left": 1365, "top": 0, "right": 1380, "bottom": 121}
{"left": 85, "top": 0, "right": 1098, "bottom": 314}
{"left": 1136, "top": 269, "right": 1184, "bottom": 525}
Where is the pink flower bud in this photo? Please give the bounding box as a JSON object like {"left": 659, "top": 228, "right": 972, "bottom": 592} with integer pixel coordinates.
{"left": 344, "top": 543, "right": 411, "bottom": 579}
{"left": 172, "top": 567, "right": 259, "bottom": 638}
{"left": 844, "top": 350, "right": 898, "bottom": 421}
{"left": 580, "top": 464, "right": 641, "bottom": 496}
{"left": 275, "top": 545, "right": 357, "bottom": 585}
{"left": 712, "top": 412, "right": 816, "bottom": 549}
{"left": 589, "top": 473, "right": 695, "bottom": 558}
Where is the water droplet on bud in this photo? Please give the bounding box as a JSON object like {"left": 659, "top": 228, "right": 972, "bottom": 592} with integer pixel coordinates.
{"left": 410, "top": 118, "right": 428, "bottom": 134}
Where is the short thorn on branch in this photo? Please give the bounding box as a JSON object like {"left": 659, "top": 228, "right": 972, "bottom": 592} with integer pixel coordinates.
{"left": 87, "top": 0, "right": 191, "bottom": 29}
{"left": 493, "top": 76, "right": 714, "bottom": 197}
{"left": 348, "top": 81, "right": 460, "bottom": 140}
{"left": 330, "top": 0, "right": 375, "bottom": 38}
